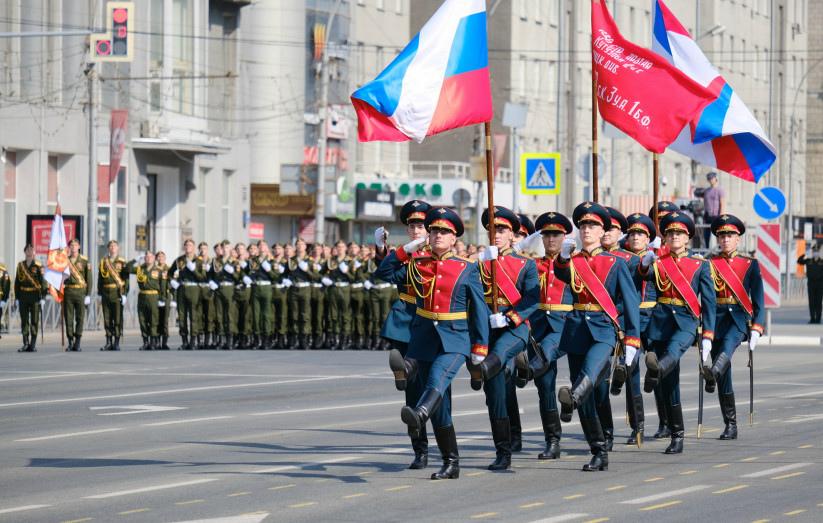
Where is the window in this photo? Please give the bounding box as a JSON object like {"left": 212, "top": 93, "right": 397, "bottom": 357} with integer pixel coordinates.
{"left": 172, "top": 0, "right": 194, "bottom": 115}
{"left": 222, "top": 170, "right": 232, "bottom": 239}
{"left": 741, "top": 39, "right": 747, "bottom": 76}
{"left": 97, "top": 164, "right": 127, "bottom": 259}
{"left": 753, "top": 45, "right": 759, "bottom": 78}
{"left": 3, "top": 151, "right": 16, "bottom": 265}
{"left": 518, "top": 0, "right": 528, "bottom": 21}
{"left": 729, "top": 35, "right": 735, "bottom": 70}
{"left": 395, "top": 0, "right": 403, "bottom": 15}
{"left": 198, "top": 167, "right": 209, "bottom": 239}
{"left": 547, "top": 61, "right": 557, "bottom": 103}
{"left": 150, "top": 0, "right": 164, "bottom": 69}
{"left": 376, "top": 0, "right": 384, "bottom": 11}
{"left": 535, "top": 1, "right": 543, "bottom": 24}
{"left": 357, "top": 0, "right": 365, "bottom": 5}
{"left": 47, "top": 155, "right": 58, "bottom": 209}
{"left": 518, "top": 55, "right": 527, "bottom": 98}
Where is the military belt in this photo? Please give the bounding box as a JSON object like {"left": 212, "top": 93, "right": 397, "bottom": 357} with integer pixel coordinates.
{"left": 220, "top": 282, "right": 235, "bottom": 287}
{"left": 19, "top": 286, "right": 39, "bottom": 292}
{"left": 374, "top": 283, "right": 392, "bottom": 289}
{"left": 716, "top": 297, "right": 738, "bottom": 305}
{"left": 538, "top": 303, "right": 573, "bottom": 312}
{"left": 399, "top": 293, "right": 416, "bottom": 304}
{"left": 181, "top": 282, "right": 199, "bottom": 287}
{"left": 64, "top": 284, "right": 86, "bottom": 289}
{"left": 334, "top": 282, "right": 350, "bottom": 288}
{"left": 274, "top": 284, "right": 285, "bottom": 289}
{"left": 485, "top": 297, "right": 512, "bottom": 306}
{"left": 312, "top": 283, "right": 323, "bottom": 288}
{"left": 351, "top": 283, "right": 364, "bottom": 289}
{"left": 416, "top": 309, "right": 468, "bottom": 321}
{"left": 640, "top": 301, "right": 657, "bottom": 309}
{"left": 255, "top": 281, "right": 272, "bottom": 286}
{"left": 199, "top": 283, "right": 210, "bottom": 288}
{"left": 573, "top": 303, "right": 604, "bottom": 312}
{"left": 102, "top": 283, "right": 119, "bottom": 289}
{"left": 139, "top": 290, "right": 159, "bottom": 295}
{"left": 293, "top": 282, "right": 311, "bottom": 288}
{"left": 658, "top": 297, "right": 687, "bottom": 306}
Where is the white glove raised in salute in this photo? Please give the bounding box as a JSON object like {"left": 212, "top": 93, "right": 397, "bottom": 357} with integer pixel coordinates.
{"left": 403, "top": 237, "right": 427, "bottom": 254}
{"left": 374, "top": 226, "right": 388, "bottom": 248}
{"left": 354, "top": 260, "right": 362, "bottom": 270}
{"left": 186, "top": 260, "right": 196, "bottom": 272}
{"left": 339, "top": 261, "right": 349, "bottom": 274}
{"left": 560, "top": 238, "right": 576, "bottom": 259}
{"left": 298, "top": 260, "right": 309, "bottom": 272}
{"left": 224, "top": 264, "right": 235, "bottom": 274}
{"left": 641, "top": 250, "right": 658, "bottom": 268}
{"left": 261, "top": 260, "right": 272, "bottom": 272}
{"left": 749, "top": 331, "right": 761, "bottom": 352}
{"left": 170, "top": 279, "right": 180, "bottom": 290}
{"left": 478, "top": 245, "right": 499, "bottom": 262}
{"left": 513, "top": 231, "right": 542, "bottom": 254}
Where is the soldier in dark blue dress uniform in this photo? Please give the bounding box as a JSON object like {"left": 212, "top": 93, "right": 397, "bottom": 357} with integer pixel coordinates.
{"left": 474, "top": 206, "right": 539, "bottom": 471}
{"left": 703, "top": 215, "right": 765, "bottom": 440}
{"left": 640, "top": 212, "right": 717, "bottom": 454}
{"left": 377, "top": 207, "right": 489, "bottom": 480}
{"left": 554, "top": 202, "right": 642, "bottom": 471}
{"left": 375, "top": 200, "right": 431, "bottom": 470}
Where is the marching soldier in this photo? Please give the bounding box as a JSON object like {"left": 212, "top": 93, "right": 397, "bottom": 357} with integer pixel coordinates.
{"left": 271, "top": 244, "right": 289, "bottom": 349}
{"left": 348, "top": 242, "right": 367, "bottom": 350}
{"left": 128, "top": 251, "right": 165, "bottom": 350}
{"left": 211, "top": 241, "right": 239, "bottom": 350}
{"left": 0, "top": 260, "right": 9, "bottom": 340}
{"left": 155, "top": 251, "right": 172, "bottom": 350}
{"left": 474, "top": 206, "right": 539, "bottom": 471}
{"left": 553, "top": 202, "right": 641, "bottom": 472}
{"left": 287, "top": 239, "right": 316, "bottom": 350}
{"left": 309, "top": 243, "right": 327, "bottom": 350}
{"left": 64, "top": 238, "right": 91, "bottom": 352}
{"left": 379, "top": 199, "right": 432, "bottom": 468}
{"left": 365, "top": 247, "right": 393, "bottom": 351}
{"left": 198, "top": 242, "right": 217, "bottom": 349}
{"left": 702, "top": 215, "right": 765, "bottom": 439}
{"left": 15, "top": 244, "right": 47, "bottom": 352}
{"left": 517, "top": 211, "right": 575, "bottom": 460}
{"left": 98, "top": 240, "right": 129, "bottom": 351}
{"left": 169, "top": 239, "right": 207, "bottom": 350}
{"left": 640, "top": 212, "right": 716, "bottom": 454}
{"left": 325, "top": 240, "right": 352, "bottom": 350}
{"left": 250, "top": 240, "right": 277, "bottom": 350}
{"left": 234, "top": 243, "right": 254, "bottom": 349}
{"left": 379, "top": 206, "right": 489, "bottom": 480}
{"left": 610, "top": 212, "right": 658, "bottom": 445}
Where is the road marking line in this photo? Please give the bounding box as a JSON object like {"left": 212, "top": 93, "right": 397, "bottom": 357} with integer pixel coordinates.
{"left": 253, "top": 455, "right": 358, "bottom": 474}
{"left": 798, "top": 444, "right": 813, "bottom": 449}
{"left": 644, "top": 477, "right": 664, "bottom": 482}
{"left": 741, "top": 457, "right": 759, "bottom": 462}
{"left": 85, "top": 478, "right": 219, "bottom": 499}
{"left": 471, "top": 513, "right": 498, "bottom": 519}
{"left": 15, "top": 428, "right": 122, "bottom": 442}
{"left": 525, "top": 514, "right": 589, "bottom": 523}
{"left": 268, "top": 484, "right": 296, "bottom": 491}
{"left": 467, "top": 471, "right": 487, "bottom": 477}
{"left": 143, "top": 416, "right": 234, "bottom": 427}
{"left": 343, "top": 493, "right": 367, "bottom": 499}
{"left": 356, "top": 471, "right": 373, "bottom": 476}
{"left": 117, "top": 508, "right": 149, "bottom": 515}
{"left": 606, "top": 485, "right": 626, "bottom": 491}
{"left": 0, "top": 377, "right": 340, "bottom": 408}
{"left": 784, "top": 509, "right": 806, "bottom": 516}
{"left": 288, "top": 502, "right": 317, "bottom": 509}
{"left": 0, "top": 373, "right": 94, "bottom": 382}
{"left": 313, "top": 479, "right": 330, "bottom": 483}
{"left": 520, "top": 502, "right": 544, "bottom": 509}
{"left": 772, "top": 471, "right": 805, "bottom": 480}
{"left": 228, "top": 492, "right": 251, "bottom": 497}
{"left": 818, "top": 503, "right": 823, "bottom": 507}
{"left": 62, "top": 518, "right": 94, "bottom": 523}
{"left": 751, "top": 519, "right": 770, "bottom": 523}
{"left": 741, "top": 463, "right": 810, "bottom": 478}
{"left": 769, "top": 450, "right": 785, "bottom": 456}
{"left": 639, "top": 500, "right": 682, "bottom": 511}
{"left": 621, "top": 485, "right": 710, "bottom": 505}
{"left": 703, "top": 428, "right": 720, "bottom": 433}
{"left": 713, "top": 484, "right": 749, "bottom": 494}
{"left": 563, "top": 494, "right": 584, "bottom": 500}
{"left": 250, "top": 393, "right": 476, "bottom": 417}
{"left": 0, "top": 504, "right": 52, "bottom": 515}
{"left": 174, "top": 500, "right": 204, "bottom": 506}
{"left": 385, "top": 485, "right": 412, "bottom": 492}
{"left": 583, "top": 519, "right": 609, "bottom": 523}
{"left": 679, "top": 470, "right": 698, "bottom": 475}
{"left": 713, "top": 463, "right": 730, "bottom": 469}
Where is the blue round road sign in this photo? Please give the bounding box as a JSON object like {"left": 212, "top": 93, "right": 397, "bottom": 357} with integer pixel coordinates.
{"left": 752, "top": 186, "right": 786, "bottom": 220}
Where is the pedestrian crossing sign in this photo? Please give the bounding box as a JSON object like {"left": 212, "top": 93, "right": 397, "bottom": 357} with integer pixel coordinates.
{"left": 520, "top": 153, "right": 561, "bottom": 195}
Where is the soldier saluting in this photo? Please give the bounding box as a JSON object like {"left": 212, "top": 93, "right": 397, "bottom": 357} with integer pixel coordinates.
{"left": 169, "top": 239, "right": 207, "bottom": 350}
{"left": 98, "top": 240, "right": 129, "bottom": 351}
{"left": 15, "top": 244, "right": 47, "bottom": 352}
{"left": 64, "top": 238, "right": 92, "bottom": 351}
{"left": 128, "top": 251, "right": 165, "bottom": 351}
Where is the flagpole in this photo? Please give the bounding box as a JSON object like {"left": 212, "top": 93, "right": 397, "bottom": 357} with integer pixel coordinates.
{"left": 591, "top": 54, "right": 599, "bottom": 202}
{"left": 484, "top": 121, "right": 499, "bottom": 314}
{"left": 61, "top": 302, "right": 65, "bottom": 351}
{"left": 652, "top": 153, "right": 660, "bottom": 229}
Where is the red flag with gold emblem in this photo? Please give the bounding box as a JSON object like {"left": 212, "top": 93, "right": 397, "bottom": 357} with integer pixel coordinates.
{"left": 44, "top": 204, "right": 70, "bottom": 302}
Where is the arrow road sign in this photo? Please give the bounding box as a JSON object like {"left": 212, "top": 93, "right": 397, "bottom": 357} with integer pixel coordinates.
{"left": 753, "top": 186, "right": 786, "bottom": 220}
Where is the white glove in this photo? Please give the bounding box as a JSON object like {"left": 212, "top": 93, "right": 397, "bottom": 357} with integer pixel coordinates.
{"left": 321, "top": 277, "right": 333, "bottom": 287}
{"left": 137, "top": 254, "right": 145, "bottom": 264}
{"left": 208, "top": 280, "right": 218, "bottom": 291}
{"left": 339, "top": 262, "right": 349, "bottom": 274}
{"left": 84, "top": 296, "right": 91, "bottom": 306}
{"left": 354, "top": 260, "right": 362, "bottom": 270}
{"left": 224, "top": 264, "right": 235, "bottom": 274}
{"left": 158, "top": 300, "right": 166, "bottom": 307}
{"left": 242, "top": 275, "right": 253, "bottom": 286}
{"left": 489, "top": 312, "right": 508, "bottom": 329}
{"left": 262, "top": 260, "right": 272, "bottom": 272}
{"left": 314, "top": 263, "right": 321, "bottom": 272}
{"left": 374, "top": 226, "right": 387, "bottom": 248}
{"left": 513, "top": 231, "right": 542, "bottom": 254}
{"left": 240, "top": 261, "right": 248, "bottom": 269}
{"left": 625, "top": 346, "right": 638, "bottom": 367}
{"left": 700, "top": 338, "right": 712, "bottom": 360}
{"left": 170, "top": 300, "right": 177, "bottom": 308}
{"left": 120, "top": 295, "right": 127, "bottom": 306}
{"left": 170, "top": 279, "right": 180, "bottom": 290}
{"left": 641, "top": 250, "right": 658, "bottom": 268}
{"left": 478, "top": 245, "right": 499, "bottom": 262}
{"left": 560, "top": 238, "right": 576, "bottom": 258}
{"left": 15, "top": 299, "right": 19, "bottom": 308}
{"left": 749, "top": 331, "right": 760, "bottom": 352}
{"left": 298, "top": 261, "right": 309, "bottom": 272}
{"left": 0, "top": 301, "right": 6, "bottom": 308}
{"left": 364, "top": 280, "right": 374, "bottom": 290}
{"left": 471, "top": 353, "right": 486, "bottom": 365}
{"left": 186, "top": 260, "right": 196, "bottom": 272}
{"left": 650, "top": 237, "right": 662, "bottom": 250}
{"left": 282, "top": 278, "right": 293, "bottom": 288}
{"left": 403, "top": 237, "right": 427, "bottom": 254}
{"left": 39, "top": 299, "right": 45, "bottom": 307}
{"left": 278, "top": 264, "right": 286, "bottom": 274}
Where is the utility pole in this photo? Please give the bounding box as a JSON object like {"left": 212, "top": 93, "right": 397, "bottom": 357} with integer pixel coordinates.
{"left": 565, "top": 0, "right": 577, "bottom": 213}
{"left": 314, "top": 0, "right": 344, "bottom": 245}
{"left": 86, "top": 64, "right": 98, "bottom": 295}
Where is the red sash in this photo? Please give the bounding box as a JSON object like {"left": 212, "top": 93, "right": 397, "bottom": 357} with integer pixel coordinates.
{"left": 484, "top": 257, "right": 524, "bottom": 305}
{"left": 658, "top": 255, "right": 701, "bottom": 318}
{"left": 571, "top": 255, "right": 619, "bottom": 326}
{"left": 711, "top": 258, "right": 754, "bottom": 316}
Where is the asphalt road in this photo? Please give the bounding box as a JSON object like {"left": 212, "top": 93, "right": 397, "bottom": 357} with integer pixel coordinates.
{"left": 0, "top": 309, "right": 821, "bottom": 523}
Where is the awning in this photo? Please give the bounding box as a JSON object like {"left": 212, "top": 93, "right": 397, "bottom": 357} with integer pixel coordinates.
{"left": 131, "top": 138, "right": 231, "bottom": 155}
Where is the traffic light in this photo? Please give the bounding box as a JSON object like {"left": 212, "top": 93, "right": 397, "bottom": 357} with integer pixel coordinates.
{"left": 90, "top": 2, "right": 134, "bottom": 62}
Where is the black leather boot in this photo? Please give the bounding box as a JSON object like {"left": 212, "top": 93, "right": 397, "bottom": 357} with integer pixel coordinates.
{"left": 178, "top": 335, "right": 188, "bottom": 350}
{"left": 431, "top": 425, "right": 459, "bottom": 480}
{"left": 480, "top": 353, "right": 504, "bottom": 381}
{"left": 558, "top": 373, "right": 594, "bottom": 422}
{"left": 707, "top": 352, "right": 731, "bottom": 394}
{"left": 596, "top": 398, "right": 615, "bottom": 452}
{"left": 627, "top": 393, "right": 645, "bottom": 445}
{"left": 161, "top": 335, "right": 170, "bottom": 350}
{"left": 74, "top": 335, "right": 83, "bottom": 352}
{"left": 204, "top": 332, "right": 213, "bottom": 349}
{"left": 100, "top": 335, "right": 111, "bottom": 351}
{"left": 222, "top": 334, "right": 232, "bottom": 350}
{"left": 139, "top": 336, "right": 149, "bottom": 351}
{"left": 401, "top": 388, "right": 441, "bottom": 435}
{"left": 653, "top": 387, "right": 670, "bottom": 438}
{"left": 112, "top": 336, "right": 121, "bottom": 351}
{"left": 718, "top": 392, "right": 738, "bottom": 440}
{"left": 488, "top": 418, "right": 512, "bottom": 471}
{"left": 580, "top": 417, "right": 609, "bottom": 471}
{"left": 610, "top": 364, "right": 627, "bottom": 395}
{"left": 514, "top": 351, "right": 531, "bottom": 389}
{"left": 507, "top": 390, "right": 523, "bottom": 452}
{"left": 389, "top": 349, "right": 418, "bottom": 391}
{"left": 538, "top": 409, "right": 561, "bottom": 460}
{"left": 664, "top": 403, "right": 685, "bottom": 454}
{"left": 28, "top": 336, "right": 37, "bottom": 352}
{"left": 408, "top": 428, "right": 428, "bottom": 470}
{"left": 313, "top": 332, "right": 325, "bottom": 350}
{"left": 467, "top": 362, "right": 483, "bottom": 391}
{"left": 18, "top": 334, "right": 29, "bottom": 353}
{"left": 644, "top": 352, "right": 677, "bottom": 393}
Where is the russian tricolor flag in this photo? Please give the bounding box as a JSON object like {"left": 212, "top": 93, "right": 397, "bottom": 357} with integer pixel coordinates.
{"left": 351, "top": 0, "right": 492, "bottom": 143}
{"left": 651, "top": 0, "right": 776, "bottom": 182}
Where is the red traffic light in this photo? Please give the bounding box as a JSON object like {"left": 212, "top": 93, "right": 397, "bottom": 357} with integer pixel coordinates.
{"left": 112, "top": 8, "right": 128, "bottom": 23}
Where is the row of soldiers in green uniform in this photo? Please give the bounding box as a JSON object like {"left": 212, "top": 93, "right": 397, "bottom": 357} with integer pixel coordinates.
{"left": 3, "top": 237, "right": 403, "bottom": 352}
